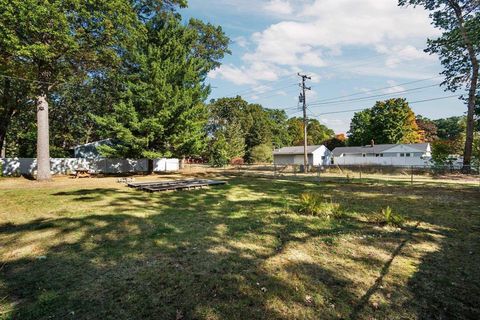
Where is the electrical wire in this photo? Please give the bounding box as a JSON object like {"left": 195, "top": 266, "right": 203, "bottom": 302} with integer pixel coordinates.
{"left": 308, "top": 83, "right": 442, "bottom": 107}
{"left": 307, "top": 76, "right": 443, "bottom": 105}
{"left": 307, "top": 94, "right": 461, "bottom": 118}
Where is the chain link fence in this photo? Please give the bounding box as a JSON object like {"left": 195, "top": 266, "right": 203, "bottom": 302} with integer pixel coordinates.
{"left": 181, "top": 163, "right": 480, "bottom": 186}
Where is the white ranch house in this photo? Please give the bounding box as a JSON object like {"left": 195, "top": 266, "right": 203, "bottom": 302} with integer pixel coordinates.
{"left": 273, "top": 145, "right": 332, "bottom": 166}
{"left": 332, "top": 143, "right": 432, "bottom": 166}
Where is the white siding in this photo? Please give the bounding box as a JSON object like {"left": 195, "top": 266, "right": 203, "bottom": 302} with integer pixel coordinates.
{"left": 333, "top": 156, "right": 430, "bottom": 166}
{"left": 1, "top": 158, "right": 179, "bottom": 176}
{"left": 274, "top": 146, "right": 332, "bottom": 166}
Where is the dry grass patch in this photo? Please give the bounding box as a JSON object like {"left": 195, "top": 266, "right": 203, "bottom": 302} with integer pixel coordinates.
{"left": 0, "top": 175, "right": 479, "bottom": 319}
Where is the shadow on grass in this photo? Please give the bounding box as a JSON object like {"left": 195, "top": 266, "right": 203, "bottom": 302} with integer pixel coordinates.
{"left": 0, "top": 177, "right": 479, "bottom": 319}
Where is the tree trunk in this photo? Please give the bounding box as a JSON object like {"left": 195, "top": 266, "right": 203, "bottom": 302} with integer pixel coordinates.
{"left": 0, "top": 78, "right": 13, "bottom": 157}
{"left": 36, "top": 94, "right": 51, "bottom": 181}
{"left": 0, "top": 136, "right": 5, "bottom": 158}
{"left": 449, "top": 0, "right": 479, "bottom": 173}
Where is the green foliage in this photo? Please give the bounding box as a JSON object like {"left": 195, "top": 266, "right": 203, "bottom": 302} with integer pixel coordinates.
{"left": 308, "top": 119, "right": 335, "bottom": 145}
{"left": 94, "top": 15, "right": 228, "bottom": 158}
{"left": 208, "top": 97, "right": 295, "bottom": 164}
{"left": 266, "top": 109, "right": 291, "bottom": 149}
{"left": 431, "top": 140, "right": 457, "bottom": 165}
{"left": 399, "top": 0, "right": 479, "bottom": 166}
{"left": 209, "top": 133, "right": 230, "bottom": 167}
{"left": 348, "top": 110, "right": 373, "bottom": 146}
{"left": 298, "top": 193, "right": 341, "bottom": 219}
{"left": 382, "top": 206, "right": 404, "bottom": 227}
{"left": 348, "top": 98, "right": 421, "bottom": 146}
{"left": 288, "top": 117, "right": 334, "bottom": 146}
{"left": 433, "top": 116, "right": 466, "bottom": 141}
{"left": 250, "top": 144, "right": 273, "bottom": 163}
{"left": 208, "top": 121, "right": 245, "bottom": 166}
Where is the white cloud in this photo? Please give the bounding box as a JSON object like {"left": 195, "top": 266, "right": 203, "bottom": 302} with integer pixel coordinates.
{"left": 216, "top": 0, "right": 442, "bottom": 85}
{"left": 383, "top": 80, "right": 406, "bottom": 94}
{"left": 376, "top": 44, "right": 435, "bottom": 68}
{"left": 234, "top": 36, "right": 249, "bottom": 48}
{"left": 263, "top": 0, "right": 294, "bottom": 15}
{"left": 208, "top": 62, "right": 288, "bottom": 85}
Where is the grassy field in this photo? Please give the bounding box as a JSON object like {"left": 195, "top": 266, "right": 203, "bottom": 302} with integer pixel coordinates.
{"left": 1, "top": 175, "right": 479, "bottom": 319}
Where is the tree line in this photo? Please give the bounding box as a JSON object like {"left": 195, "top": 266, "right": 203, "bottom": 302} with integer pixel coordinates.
{"left": 0, "top": 0, "right": 478, "bottom": 179}
{"left": 347, "top": 98, "right": 480, "bottom": 165}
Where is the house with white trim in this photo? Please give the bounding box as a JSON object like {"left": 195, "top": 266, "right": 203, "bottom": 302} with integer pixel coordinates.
{"left": 332, "top": 143, "right": 431, "bottom": 166}
{"left": 273, "top": 145, "right": 332, "bottom": 166}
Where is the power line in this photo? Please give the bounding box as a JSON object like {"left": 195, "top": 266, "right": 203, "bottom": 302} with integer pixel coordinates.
{"left": 307, "top": 76, "right": 442, "bottom": 105}
{"left": 308, "top": 83, "right": 441, "bottom": 107}
{"left": 218, "top": 52, "right": 411, "bottom": 99}
{"left": 307, "top": 94, "right": 461, "bottom": 118}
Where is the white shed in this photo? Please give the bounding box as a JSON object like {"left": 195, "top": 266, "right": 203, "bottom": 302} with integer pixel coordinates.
{"left": 273, "top": 145, "right": 332, "bottom": 166}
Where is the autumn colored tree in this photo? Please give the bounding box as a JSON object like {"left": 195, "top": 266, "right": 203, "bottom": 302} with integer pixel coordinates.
{"left": 416, "top": 115, "right": 438, "bottom": 142}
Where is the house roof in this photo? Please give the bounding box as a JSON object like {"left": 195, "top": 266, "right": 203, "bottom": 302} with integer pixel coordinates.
{"left": 273, "top": 145, "right": 325, "bottom": 156}
{"left": 332, "top": 143, "right": 430, "bottom": 156}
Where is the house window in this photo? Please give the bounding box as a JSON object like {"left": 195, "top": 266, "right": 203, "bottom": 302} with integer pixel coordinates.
{"left": 406, "top": 153, "right": 411, "bottom": 157}
{"left": 362, "top": 153, "right": 366, "bottom": 157}
{"left": 375, "top": 154, "right": 384, "bottom": 157}
{"left": 321, "top": 156, "right": 325, "bottom": 160}
{"left": 400, "top": 153, "right": 405, "bottom": 157}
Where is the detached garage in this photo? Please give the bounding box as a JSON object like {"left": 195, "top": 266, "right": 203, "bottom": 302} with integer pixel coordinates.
{"left": 273, "top": 145, "right": 332, "bottom": 166}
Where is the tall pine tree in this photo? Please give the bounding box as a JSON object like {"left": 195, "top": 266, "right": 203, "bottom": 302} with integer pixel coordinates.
{"left": 94, "top": 14, "right": 229, "bottom": 159}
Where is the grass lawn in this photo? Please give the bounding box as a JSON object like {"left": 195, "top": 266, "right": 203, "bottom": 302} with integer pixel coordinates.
{"left": 1, "top": 175, "right": 479, "bottom": 319}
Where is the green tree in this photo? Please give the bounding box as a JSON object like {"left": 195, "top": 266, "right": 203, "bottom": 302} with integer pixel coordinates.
{"left": 95, "top": 15, "right": 229, "bottom": 159}
{"left": 0, "top": 77, "right": 33, "bottom": 156}
{"left": 348, "top": 110, "right": 373, "bottom": 146}
{"left": 265, "top": 109, "right": 290, "bottom": 149}
{"left": 287, "top": 117, "right": 334, "bottom": 146}
{"left": 0, "top": 0, "right": 186, "bottom": 180}
{"left": 308, "top": 119, "right": 335, "bottom": 145}
{"left": 287, "top": 118, "right": 305, "bottom": 146}
{"left": 399, "top": 0, "right": 479, "bottom": 170}
{"left": 433, "top": 116, "right": 466, "bottom": 140}
{"left": 250, "top": 144, "right": 273, "bottom": 163}
{"left": 207, "top": 121, "right": 245, "bottom": 165}
{"left": 348, "top": 99, "right": 421, "bottom": 145}
{"left": 208, "top": 132, "right": 229, "bottom": 167}
{"left": 208, "top": 97, "right": 289, "bottom": 163}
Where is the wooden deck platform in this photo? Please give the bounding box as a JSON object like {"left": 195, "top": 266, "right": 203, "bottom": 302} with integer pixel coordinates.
{"left": 127, "top": 179, "right": 227, "bottom": 192}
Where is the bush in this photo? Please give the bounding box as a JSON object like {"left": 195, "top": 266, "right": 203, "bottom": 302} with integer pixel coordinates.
{"left": 250, "top": 144, "right": 273, "bottom": 163}
{"left": 298, "top": 193, "right": 340, "bottom": 219}
{"left": 382, "top": 206, "right": 404, "bottom": 227}
{"left": 230, "top": 157, "right": 244, "bottom": 165}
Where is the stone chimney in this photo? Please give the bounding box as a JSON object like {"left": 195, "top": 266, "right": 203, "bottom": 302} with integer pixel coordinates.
{"left": 371, "top": 139, "right": 375, "bottom": 147}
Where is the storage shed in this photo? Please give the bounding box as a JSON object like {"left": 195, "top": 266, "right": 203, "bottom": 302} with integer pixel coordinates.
{"left": 273, "top": 145, "right": 332, "bottom": 166}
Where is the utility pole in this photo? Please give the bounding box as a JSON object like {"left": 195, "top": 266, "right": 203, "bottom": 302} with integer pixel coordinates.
{"left": 298, "top": 73, "right": 311, "bottom": 173}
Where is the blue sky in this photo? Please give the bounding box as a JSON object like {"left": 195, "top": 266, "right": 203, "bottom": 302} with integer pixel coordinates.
{"left": 182, "top": 0, "right": 466, "bottom": 133}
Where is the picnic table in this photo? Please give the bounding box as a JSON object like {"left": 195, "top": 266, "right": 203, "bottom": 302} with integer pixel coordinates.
{"left": 74, "top": 168, "right": 91, "bottom": 179}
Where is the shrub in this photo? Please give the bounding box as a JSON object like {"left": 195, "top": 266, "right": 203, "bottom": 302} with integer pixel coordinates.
{"left": 250, "top": 144, "right": 273, "bottom": 163}
{"left": 298, "top": 193, "right": 340, "bottom": 219}
{"left": 382, "top": 206, "right": 404, "bottom": 227}
{"left": 230, "top": 157, "right": 244, "bottom": 165}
